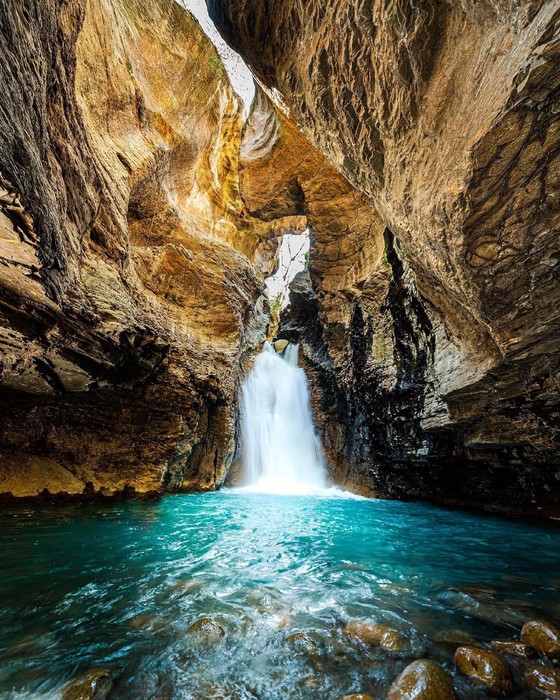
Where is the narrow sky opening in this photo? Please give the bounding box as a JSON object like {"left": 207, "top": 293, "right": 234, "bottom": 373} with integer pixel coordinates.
{"left": 177, "top": 0, "right": 255, "bottom": 114}
{"left": 265, "top": 231, "right": 310, "bottom": 309}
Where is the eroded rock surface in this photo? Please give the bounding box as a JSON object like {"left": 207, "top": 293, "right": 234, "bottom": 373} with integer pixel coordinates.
{"left": 209, "top": 0, "right": 560, "bottom": 516}
{"left": 0, "top": 0, "right": 294, "bottom": 497}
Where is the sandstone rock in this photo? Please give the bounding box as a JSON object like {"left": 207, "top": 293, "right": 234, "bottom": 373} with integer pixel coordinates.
{"left": 62, "top": 668, "right": 113, "bottom": 700}
{"left": 0, "top": 0, "right": 294, "bottom": 496}
{"left": 454, "top": 646, "right": 515, "bottom": 696}
{"left": 343, "top": 621, "right": 409, "bottom": 651}
{"left": 490, "top": 640, "right": 536, "bottom": 658}
{"left": 273, "top": 339, "right": 289, "bottom": 353}
{"left": 524, "top": 664, "right": 560, "bottom": 699}
{"left": 521, "top": 620, "right": 560, "bottom": 660}
{"left": 386, "top": 660, "right": 457, "bottom": 700}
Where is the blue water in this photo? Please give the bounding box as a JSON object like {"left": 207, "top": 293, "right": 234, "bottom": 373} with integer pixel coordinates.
{"left": 0, "top": 492, "right": 559, "bottom": 699}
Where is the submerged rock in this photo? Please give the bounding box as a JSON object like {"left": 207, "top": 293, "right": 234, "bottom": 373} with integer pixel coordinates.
{"left": 187, "top": 618, "right": 225, "bottom": 641}
{"left": 521, "top": 620, "right": 560, "bottom": 660}
{"left": 523, "top": 664, "right": 560, "bottom": 699}
{"left": 386, "top": 659, "right": 457, "bottom": 699}
{"left": 490, "top": 640, "right": 536, "bottom": 658}
{"left": 343, "top": 621, "right": 409, "bottom": 651}
{"left": 62, "top": 668, "right": 113, "bottom": 700}
{"left": 286, "top": 632, "right": 317, "bottom": 654}
{"left": 454, "top": 646, "right": 515, "bottom": 696}
{"left": 433, "top": 629, "right": 478, "bottom": 646}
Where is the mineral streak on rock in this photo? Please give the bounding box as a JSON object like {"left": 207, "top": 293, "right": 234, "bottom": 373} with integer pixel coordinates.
{"left": 209, "top": 0, "right": 560, "bottom": 517}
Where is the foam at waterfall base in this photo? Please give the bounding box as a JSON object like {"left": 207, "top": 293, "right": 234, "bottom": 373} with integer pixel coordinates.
{"left": 231, "top": 483, "right": 367, "bottom": 499}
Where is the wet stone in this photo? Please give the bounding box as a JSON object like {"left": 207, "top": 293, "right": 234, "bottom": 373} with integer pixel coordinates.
{"left": 524, "top": 664, "right": 560, "bottom": 699}
{"left": 454, "top": 646, "right": 515, "bottom": 696}
{"left": 187, "top": 618, "right": 225, "bottom": 641}
{"left": 338, "top": 695, "right": 376, "bottom": 700}
{"left": 286, "top": 632, "right": 317, "bottom": 654}
{"left": 521, "top": 620, "right": 560, "bottom": 660}
{"left": 490, "top": 639, "right": 536, "bottom": 658}
{"left": 433, "top": 629, "right": 478, "bottom": 646}
{"left": 386, "top": 659, "right": 457, "bottom": 700}
{"left": 343, "top": 621, "right": 409, "bottom": 651}
{"left": 62, "top": 668, "right": 113, "bottom": 700}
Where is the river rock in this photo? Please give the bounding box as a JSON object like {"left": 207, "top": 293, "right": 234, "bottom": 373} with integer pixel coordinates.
{"left": 187, "top": 618, "right": 225, "bottom": 641}
{"left": 343, "top": 622, "right": 409, "bottom": 651}
{"left": 273, "top": 339, "right": 289, "bottom": 353}
{"left": 386, "top": 660, "right": 457, "bottom": 700}
{"left": 454, "top": 646, "right": 515, "bottom": 696}
{"left": 339, "top": 695, "right": 376, "bottom": 700}
{"left": 433, "top": 629, "right": 478, "bottom": 646}
{"left": 521, "top": 620, "right": 560, "bottom": 660}
{"left": 286, "top": 632, "right": 317, "bottom": 654}
{"left": 62, "top": 669, "right": 113, "bottom": 700}
{"left": 490, "top": 640, "right": 536, "bottom": 658}
{"left": 524, "top": 664, "right": 560, "bottom": 699}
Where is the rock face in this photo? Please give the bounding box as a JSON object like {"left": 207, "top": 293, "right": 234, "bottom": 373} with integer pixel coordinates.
{"left": 209, "top": 0, "right": 560, "bottom": 517}
{"left": 0, "top": 0, "right": 300, "bottom": 497}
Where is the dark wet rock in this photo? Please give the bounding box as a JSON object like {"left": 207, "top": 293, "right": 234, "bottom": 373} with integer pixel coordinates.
{"left": 524, "top": 664, "right": 560, "bottom": 699}
{"left": 521, "top": 620, "right": 560, "bottom": 660}
{"left": 490, "top": 640, "right": 537, "bottom": 658}
{"left": 62, "top": 669, "right": 113, "bottom": 700}
{"left": 386, "top": 659, "right": 457, "bottom": 700}
{"left": 454, "top": 646, "right": 515, "bottom": 696}
{"left": 343, "top": 621, "right": 409, "bottom": 651}
{"left": 187, "top": 618, "right": 225, "bottom": 641}
{"left": 433, "top": 629, "right": 478, "bottom": 646}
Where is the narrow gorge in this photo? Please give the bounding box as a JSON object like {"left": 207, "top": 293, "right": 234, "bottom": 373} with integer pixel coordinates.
{"left": 0, "top": 1, "right": 560, "bottom": 697}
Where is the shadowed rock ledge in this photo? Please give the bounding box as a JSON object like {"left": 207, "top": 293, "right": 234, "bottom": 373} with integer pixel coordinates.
{"left": 209, "top": 0, "right": 560, "bottom": 518}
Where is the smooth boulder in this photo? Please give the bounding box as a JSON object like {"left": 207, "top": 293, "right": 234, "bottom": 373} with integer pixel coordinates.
{"left": 524, "top": 664, "right": 560, "bottom": 699}
{"left": 386, "top": 659, "right": 457, "bottom": 700}
{"left": 521, "top": 620, "right": 560, "bottom": 660}
{"left": 454, "top": 646, "right": 514, "bottom": 696}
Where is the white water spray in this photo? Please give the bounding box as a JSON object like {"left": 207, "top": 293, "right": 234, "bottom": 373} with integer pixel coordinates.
{"left": 240, "top": 342, "right": 327, "bottom": 494}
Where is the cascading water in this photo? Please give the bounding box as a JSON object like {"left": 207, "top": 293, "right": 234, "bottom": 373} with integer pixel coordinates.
{"left": 240, "top": 341, "right": 327, "bottom": 494}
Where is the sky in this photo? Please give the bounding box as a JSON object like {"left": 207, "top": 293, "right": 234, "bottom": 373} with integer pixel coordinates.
{"left": 178, "top": 0, "right": 255, "bottom": 113}
{"left": 265, "top": 232, "right": 310, "bottom": 308}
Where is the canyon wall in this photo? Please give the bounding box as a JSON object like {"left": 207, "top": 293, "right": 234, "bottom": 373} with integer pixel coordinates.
{"left": 211, "top": 0, "right": 560, "bottom": 517}
{"left": 0, "top": 0, "right": 297, "bottom": 498}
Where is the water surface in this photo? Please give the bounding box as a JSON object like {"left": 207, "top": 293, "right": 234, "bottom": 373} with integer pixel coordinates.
{"left": 1, "top": 492, "right": 559, "bottom": 698}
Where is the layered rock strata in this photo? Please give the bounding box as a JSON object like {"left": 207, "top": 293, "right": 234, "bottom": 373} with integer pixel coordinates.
{"left": 0, "top": 0, "right": 298, "bottom": 497}
{"left": 210, "top": 0, "right": 560, "bottom": 516}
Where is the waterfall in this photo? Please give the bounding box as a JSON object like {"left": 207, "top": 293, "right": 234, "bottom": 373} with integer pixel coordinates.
{"left": 240, "top": 342, "right": 327, "bottom": 494}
